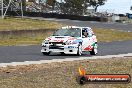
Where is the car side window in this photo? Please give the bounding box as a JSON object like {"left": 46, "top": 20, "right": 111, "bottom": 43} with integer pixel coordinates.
{"left": 87, "top": 30, "right": 92, "bottom": 37}
{"left": 83, "top": 28, "right": 93, "bottom": 37}
{"left": 82, "top": 28, "right": 93, "bottom": 38}
{"left": 82, "top": 29, "right": 88, "bottom": 38}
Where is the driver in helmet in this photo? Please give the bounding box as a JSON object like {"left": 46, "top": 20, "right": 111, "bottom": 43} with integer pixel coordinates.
{"left": 82, "top": 29, "right": 88, "bottom": 37}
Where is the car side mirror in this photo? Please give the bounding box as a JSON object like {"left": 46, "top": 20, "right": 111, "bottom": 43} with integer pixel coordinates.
{"left": 87, "top": 34, "right": 92, "bottom": 37}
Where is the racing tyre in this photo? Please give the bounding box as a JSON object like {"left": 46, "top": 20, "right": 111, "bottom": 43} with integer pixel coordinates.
{"left": 42, "top": 52, "right": 50, "bottom": 55}
{"left": 60, "top": 52, "right": 65, "bottom": 55}
{"left": 90, "top": 44, "right": 98, "bottom": 55}
{"left": 77, "top": 44, "right": 82, "bottom": 56}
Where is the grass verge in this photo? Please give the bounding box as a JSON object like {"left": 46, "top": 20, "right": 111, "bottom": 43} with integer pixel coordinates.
{"left": 0, "top": 31, "right": 53, "bottom": 46}
{"left": 0, "top": 57, "right": 131, "bottom": 88}
{"left": 0, "top": 17, "right": 62, "bottom": 31}
{"left": 93, "top": 28, "right": 132, "bottom": 42}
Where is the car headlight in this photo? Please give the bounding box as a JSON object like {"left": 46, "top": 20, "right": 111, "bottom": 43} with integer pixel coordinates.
{"left": 43, "top": 40, "right": 49, "bottom": 44}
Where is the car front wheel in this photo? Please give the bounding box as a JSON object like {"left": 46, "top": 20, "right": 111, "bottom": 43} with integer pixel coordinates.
{"left": 77, "top": 44, "right": 82, "bottom": 56}
{"left": 60, "top": 52, "right": 65, "bottom": 55}
{"left": 90, "top": 44, "right": 98, "bottom": 55}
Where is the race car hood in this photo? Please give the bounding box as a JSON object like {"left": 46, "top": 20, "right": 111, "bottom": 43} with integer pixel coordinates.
{"left": 45, "top": 36, "right": 77, "bottom": 43}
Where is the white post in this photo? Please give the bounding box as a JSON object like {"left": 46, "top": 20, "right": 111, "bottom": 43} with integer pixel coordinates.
{"left": 20, "top": 0, "right": 23, "bottom": 18}
{"left": 60, "top": 0, "right": 62, "bottom": 13}
{"left": 1, "top": 0, "right": 4, "bottom": 19}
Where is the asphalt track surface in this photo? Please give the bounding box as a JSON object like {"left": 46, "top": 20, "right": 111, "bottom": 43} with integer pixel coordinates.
{"left": 26, "top": 17, "right": 132, "bottom": 32}
{"left": 0, "top": 40, "right": 132, "bottom": 63}
{"left": 57, "top": 20, "right": 132, "bottom": 32}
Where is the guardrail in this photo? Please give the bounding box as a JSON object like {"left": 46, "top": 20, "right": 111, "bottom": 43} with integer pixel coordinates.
{"left": 6, "top": 11, "right": 108, "bottom": 22}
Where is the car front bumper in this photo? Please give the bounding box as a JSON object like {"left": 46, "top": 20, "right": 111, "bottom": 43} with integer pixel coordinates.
{"left": 41, "top": 44, "right": 78, "bottom": 54}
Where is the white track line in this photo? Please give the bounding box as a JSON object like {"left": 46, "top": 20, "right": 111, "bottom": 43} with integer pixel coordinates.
{"left": 0, "top": 53, "right": 132, "bottom": 67}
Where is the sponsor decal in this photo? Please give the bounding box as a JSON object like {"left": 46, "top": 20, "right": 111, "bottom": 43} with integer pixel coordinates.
{"left": 68, "top": 37, "right": 76, "bottom": 40}
{"left": 47, "top": 38, "right": 51, "bottom": 40}
{"left": 50, "top": 38, "right": 64, "bottom": 42}
{"left": 84, "top": 45, "right": 92, "bottom": 51}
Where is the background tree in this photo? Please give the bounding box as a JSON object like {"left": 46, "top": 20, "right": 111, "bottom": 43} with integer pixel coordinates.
{"left": 46, "top": 0, "right": 56, "bottom": 10}
{"left": 28, "top": 0, "right": 35, "bottom": 2}
{"left": 63, "top": 0, "right": 85, "bottom": 15}
{"left": 60, "top": 0, "right": 106, "bottom": 15}
{"left": 87, "top": 0, "right": 107, "bottom": 12}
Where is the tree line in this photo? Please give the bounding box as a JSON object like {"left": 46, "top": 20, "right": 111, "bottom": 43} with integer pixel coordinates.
{"left": 3, "top": 0, "right": 107, "bottom": 15}
{"left": 27, "top": 0, "right": 107, "bottom": 15}
{"left": 46, "top": 0, "right": 107, "bottom": 15}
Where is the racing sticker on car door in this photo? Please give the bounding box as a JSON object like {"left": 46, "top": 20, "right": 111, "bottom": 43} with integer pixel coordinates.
{"left": 82, "top": 37, "right": 93, "bottom": 51}
{"left": 81, "top": 28, "right": 95, "bottom": 51}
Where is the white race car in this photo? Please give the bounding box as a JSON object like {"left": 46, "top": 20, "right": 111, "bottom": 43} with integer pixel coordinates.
{"left": 41, "top": 26, "right": 98, "bottom": 56}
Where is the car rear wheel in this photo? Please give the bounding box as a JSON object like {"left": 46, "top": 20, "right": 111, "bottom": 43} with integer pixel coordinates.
{"left": 90, "top": 44, "right": 98, "bottom": 55}
{"left": 77, "top": 44, "right": 82, "bottom": 56}
{"left": 42, "top": 52, "right": 50, "bottom": 55}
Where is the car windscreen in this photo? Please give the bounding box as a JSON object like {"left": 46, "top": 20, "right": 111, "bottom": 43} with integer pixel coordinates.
{"left": 52, "top": 28, "right": 81, "bottom": 37}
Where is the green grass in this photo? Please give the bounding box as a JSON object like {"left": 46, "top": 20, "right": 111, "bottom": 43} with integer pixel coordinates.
{"left": 0, "top": 57, "right": 131, "bottom": 88}
{"left": 93, "top": 28, "right": 132, "bottom": 42}
{"left": 0, "top": 31, "right": 53, "bottom": 46}
{"left": 0, "top": 17, "right": 62, "bottom": 31}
